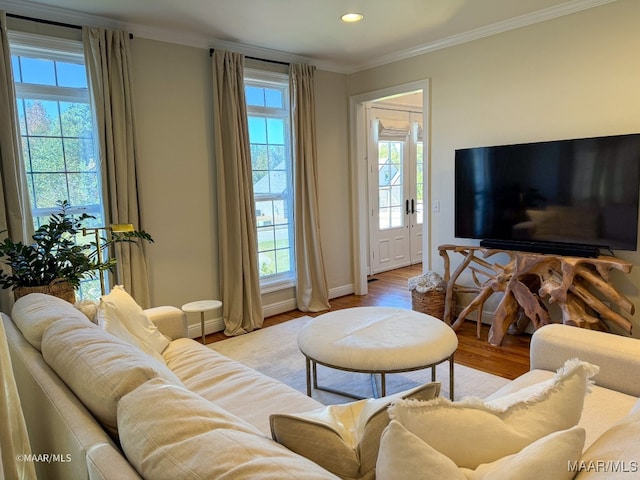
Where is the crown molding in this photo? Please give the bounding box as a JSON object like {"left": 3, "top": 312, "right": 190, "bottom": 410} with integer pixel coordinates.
{"left": 346, "top": 0, "right": 618, "bottom": 73}
{"left": 0, "top": 0, "right": 618, "bottom": 75}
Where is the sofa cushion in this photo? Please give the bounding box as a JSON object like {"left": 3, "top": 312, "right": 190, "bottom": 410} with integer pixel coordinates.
{"left": 11, "top": 293, "right": 92, "bottom": 351}
{"left": 270, "top": 382, "right": 440, "bottom": 479}
{"left": 376, "top": 421, "right": 585, "bottom": 480}
{"left": 118, "top": 378, "right": 339, "bottom": 480}
{"left": 388, "top": 358, "right": 598, "bottom": 469}
{"left": 97, "top": 285, "right": 170, "bottom": 362}
{"left": 41, "top": 318, "right": 183, "bottom": 437}
{"left": 574, "top": 409, "right": 640, "bottom": 479}
{"left": 164, "top": 338, "right": 322, "bottom": 434}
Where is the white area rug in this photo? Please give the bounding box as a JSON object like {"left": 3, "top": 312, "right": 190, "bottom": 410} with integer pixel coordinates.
{"left": 210, "top": 316, "right": 510, "bottom": 404}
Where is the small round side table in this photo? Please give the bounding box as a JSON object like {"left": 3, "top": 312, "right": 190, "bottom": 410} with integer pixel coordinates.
{"left": 181, "top": 300, "right": 222, "bottom": 344}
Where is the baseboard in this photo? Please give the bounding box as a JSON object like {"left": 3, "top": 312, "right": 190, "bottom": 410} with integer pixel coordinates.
{"left": 329, "top": 284, "right": 354, "bottom": 299}
{"left": 455, "top": 304, "right": 495, "bottom": 325}
{"left": 263, "top": 298, "right": 298, "bottom": 318}
{"left": 198, "top": 283, "right": 357, "bottom": 337}
{"left": 188, "top": 316, "right": 225, "bottom": 338}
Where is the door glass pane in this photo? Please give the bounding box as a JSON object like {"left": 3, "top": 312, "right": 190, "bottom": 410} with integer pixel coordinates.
{"left": 378, "top": 140, "right": 404, "bottom": 230}
{"left": 416, "top": 141, "right": 424, "bottom": 224}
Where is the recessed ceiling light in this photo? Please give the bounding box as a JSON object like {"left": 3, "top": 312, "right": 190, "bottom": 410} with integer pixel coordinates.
{"left": 341, "top": 13, "right": 364, "bottom": 23}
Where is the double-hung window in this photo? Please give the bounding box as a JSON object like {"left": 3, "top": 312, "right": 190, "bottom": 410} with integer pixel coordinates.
{"left": 244, "top": 70, "right": 295, "bottom": 290}
{"left": 9, "top": 31, "right": 105, "bottom": 299}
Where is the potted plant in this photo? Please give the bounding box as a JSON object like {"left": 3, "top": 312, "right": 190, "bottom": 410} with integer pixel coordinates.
{"left": 0, "top": 200, "right": 153, "bottom": 303}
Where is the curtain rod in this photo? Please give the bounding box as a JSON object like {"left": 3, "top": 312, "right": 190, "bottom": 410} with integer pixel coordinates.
{"left": 209, "top": 48, "right": 289, "bottom": 66}
{"left": 6, "top": 13, "right": 133, "bottom": 39}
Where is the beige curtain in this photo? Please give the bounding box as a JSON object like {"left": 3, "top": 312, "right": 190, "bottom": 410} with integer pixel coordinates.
{"left": 0, "top": 317, "right": 36, "bottom": 480}
{"left": 290, "top": 64, "right": 330, "bottom": 312}
{"left": 0, "top": 16, "right": 36, "bottom": 479}
{"left": 83, "top": 27, "right": 151, "bottom": 308}
{"left": 0, "top": 11, "right": 33, "bottom": 315}
{"left": 212, "top": 50, "right": 263, "bottom": 335}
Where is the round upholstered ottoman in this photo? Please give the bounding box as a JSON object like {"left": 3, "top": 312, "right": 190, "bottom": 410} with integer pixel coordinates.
{"left": 298, "top": 306, "right": 458, "bottom": 399}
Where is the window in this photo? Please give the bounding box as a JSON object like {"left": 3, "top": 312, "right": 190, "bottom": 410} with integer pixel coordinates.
{"left": 244, "top": 70, "right": 295, "bottom": 289}
{"left": 9, "top": 32, "right": 105, "bottom": 300}
{"left": 378, "top": 140, "right": 404, "bottom": 230}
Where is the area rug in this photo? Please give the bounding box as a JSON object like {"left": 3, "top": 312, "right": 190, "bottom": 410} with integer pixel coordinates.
{"left": 210, "top": 316, "right": 510, "bottom": 405}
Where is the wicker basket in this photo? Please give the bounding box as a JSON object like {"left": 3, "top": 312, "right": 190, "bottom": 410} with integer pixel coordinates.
{"left": 409, "top": 272, "right": 446, "bottom": 320}
{"left": 411, "top": 288, "right": 446, "bottom": 320}
{"left": 14, "top": 280, "right": 76, "bottom": 304}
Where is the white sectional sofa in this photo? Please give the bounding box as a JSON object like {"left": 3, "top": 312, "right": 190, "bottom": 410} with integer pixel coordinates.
{"left": 2, "top": 293, "right": 335, "bottom": 480}
{"left": 3, "top": 292, "right": 640, "bottom": 479}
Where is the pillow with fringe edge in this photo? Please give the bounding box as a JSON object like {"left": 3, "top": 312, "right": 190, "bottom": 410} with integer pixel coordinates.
{"left": 387, "top": 358, "right": 598, "bottom": 469}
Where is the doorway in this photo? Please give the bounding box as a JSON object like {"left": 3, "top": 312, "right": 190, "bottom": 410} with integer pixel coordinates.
{"left": 349, "top": 80, "right": 430, "bottom": 295}
{"left": 368, "top": 104, "right": 423, "bottom": 273}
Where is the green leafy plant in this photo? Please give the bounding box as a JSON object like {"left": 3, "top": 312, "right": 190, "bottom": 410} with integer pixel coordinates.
{"left": 0, "top": 200, "right": 153, "bottom": 290}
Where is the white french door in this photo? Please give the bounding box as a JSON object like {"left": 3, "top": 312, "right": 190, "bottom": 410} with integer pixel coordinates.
{"left": 369, "top": 107, "right": 423, "bottom": 274}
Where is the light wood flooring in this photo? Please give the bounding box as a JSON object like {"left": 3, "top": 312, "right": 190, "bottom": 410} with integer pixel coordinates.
{"left": 207, "top": 264, "right": 531, "bottom": 380}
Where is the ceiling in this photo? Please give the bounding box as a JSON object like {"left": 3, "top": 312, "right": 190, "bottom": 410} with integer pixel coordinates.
{"left": 1, "top": 0, "right": 616, "bottom": 73}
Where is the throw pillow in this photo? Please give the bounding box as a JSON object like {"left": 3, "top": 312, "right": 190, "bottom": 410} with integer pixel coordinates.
{"left": 376, "top": 420, "right": 464, "bottom": 480}
{"left": 41, "top": 318, "right": 183, "bottom": 438}
{"left": 118, "top": 378, "right": 339, "bottom": 480}
{"left": 74, "top": 300, "right": 99, "bottom": 323}
{"left": 574, "top": 409, "right": 640, "bottom": 479}
{"left": 97, "top": 285, "right": 169, "bottom": 361}
{"left": 388, "top": 358, "right": 598, "bottom": 469}
{"left": 11, "top": 293, "right": 92, "bottom": 350}
{"left": 376, "top": 421, "right": 585, "bottom": 480}
{"left": 270, "top": 382, "right": 440, "bottom": 479}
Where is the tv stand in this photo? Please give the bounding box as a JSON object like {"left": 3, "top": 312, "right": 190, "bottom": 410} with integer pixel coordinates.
{"left": 479, "top": 239, "right": 600, "bottom": 258}
{"left": 437, "top": 244, "right": 634, "bottom": 346}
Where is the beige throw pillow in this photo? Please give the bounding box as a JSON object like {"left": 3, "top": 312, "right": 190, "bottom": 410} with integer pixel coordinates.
{"left": 388, "top": 359, "right": 598, "bottom": 469}
{"left": 118, "top": 378, "right": 339, "bottom": 480}
{"left": 376, "top": 421, "right": 585, "bottom": 480}
{"left": 97, "top": 285, "right": 169, "bottom": 361}
{"left": 575, "top": 409, "right": 640, "bottom": 479}
{"left": 270, "top": 382, "right": 440, "bottom": 479}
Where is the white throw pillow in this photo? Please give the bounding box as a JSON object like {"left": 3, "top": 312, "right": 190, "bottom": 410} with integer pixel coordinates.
{"left": 376, "top": 420, "right": 465, "bottom": 480}
{"left": 388, "top": 358, "right": 598, "bottom": 469}
{"left": 376, "top": 421, "right": 585, "bottom": 480}
{"left": 270, "top": 382, "right": 440, "bottom": 479}
{"left": 574, "top": 409, "right": 640, "bottom": 479}
{"left": 73, "top": 300, "right": 99, "bottom": 323}
{"left": 97, "top": 285, "right": 169, "bottom": 361}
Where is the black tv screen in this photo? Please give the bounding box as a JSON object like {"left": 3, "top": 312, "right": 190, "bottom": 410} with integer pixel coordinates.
{"left": 455, "top": 133, "right": 640, "bottom": 252}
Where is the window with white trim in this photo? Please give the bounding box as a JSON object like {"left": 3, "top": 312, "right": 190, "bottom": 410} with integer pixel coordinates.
{"left": 244, "top": 70, "right": 295, "bottom": 289}
{"left": 9, "top": 31, "right": 105, "bottom": 300}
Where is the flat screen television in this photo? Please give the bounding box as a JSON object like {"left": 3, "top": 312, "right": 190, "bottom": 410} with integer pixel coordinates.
{"left": 455, "top": 133, "right": 640, "bottom": 256}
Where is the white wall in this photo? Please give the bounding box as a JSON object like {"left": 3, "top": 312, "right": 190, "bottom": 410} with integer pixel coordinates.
{"left": 347, "top": 0, "right": 640, "bottom": 335}
{"left": 129, "top": 39, "right": 352, "bottom": 332}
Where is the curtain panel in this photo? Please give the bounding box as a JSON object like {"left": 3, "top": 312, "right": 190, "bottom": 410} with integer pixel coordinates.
{"left": 0, "top": 11, "right": 34, "bottom": 314}
{"left": 289, "top": 63, "right": 330, "bottom": 312}
{"left": 211, "top": 50, "right": 263, "bottom": 335}
{"left": 83, "top": 27, "right": 151, "bottom": 307}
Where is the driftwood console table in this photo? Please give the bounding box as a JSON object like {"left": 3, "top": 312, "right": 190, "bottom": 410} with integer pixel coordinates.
{"left": 438, "top": 244, "right": 634, "bottom": 346}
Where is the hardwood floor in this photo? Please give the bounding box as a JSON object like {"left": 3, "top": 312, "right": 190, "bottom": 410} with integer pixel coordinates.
{"left": 207, "top": 264, "right": 531, "bottom": 380}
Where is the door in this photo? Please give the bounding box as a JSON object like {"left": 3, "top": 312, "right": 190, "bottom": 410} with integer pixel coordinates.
{"left": 369, "top": 107, "right": 423, "bottom": 274}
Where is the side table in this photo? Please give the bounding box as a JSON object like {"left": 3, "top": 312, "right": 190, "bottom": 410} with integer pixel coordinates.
{"left": 181, "top": 300, "right": 222, "bottom": 344}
